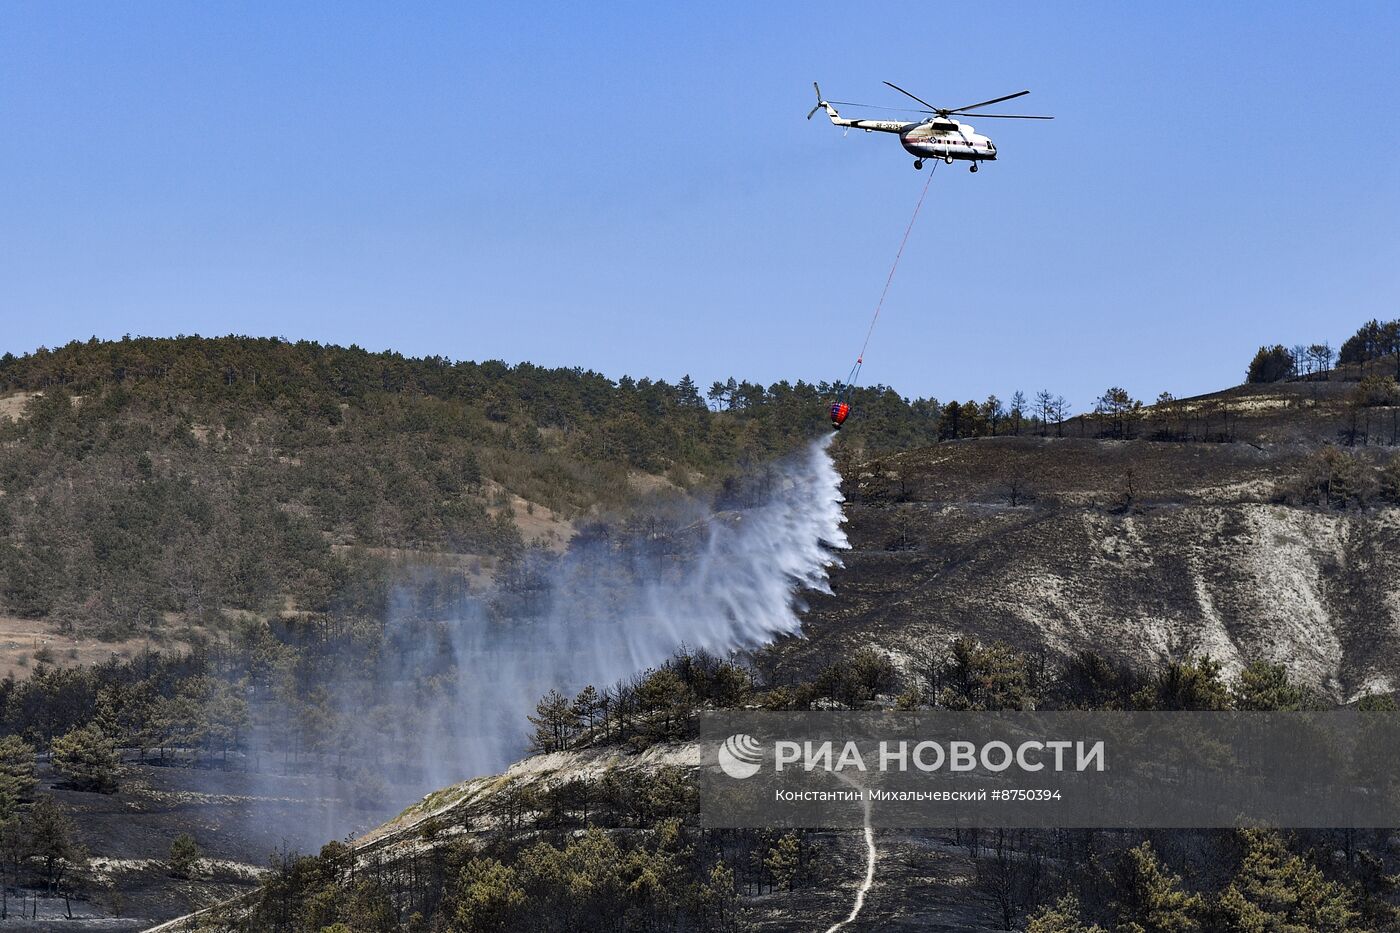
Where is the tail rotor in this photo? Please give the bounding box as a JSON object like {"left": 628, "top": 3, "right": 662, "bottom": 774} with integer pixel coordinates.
{"left": 806, "top": 82, "right": 824, "bottom": 120}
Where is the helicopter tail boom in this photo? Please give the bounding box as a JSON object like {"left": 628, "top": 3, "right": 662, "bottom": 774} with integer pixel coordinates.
{"left": 825, "top": 111, "right": 909, "bottom": 133}
{"left": 808, "top": 82, "right": 908, "bottom": 133}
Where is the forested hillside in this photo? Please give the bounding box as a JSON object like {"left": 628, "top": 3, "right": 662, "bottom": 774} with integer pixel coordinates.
{"left": 0, "top": 336, "right": 939, "bottom": 634}
{"left": 7, "top": 325, "right": 1391, "bottom": 636}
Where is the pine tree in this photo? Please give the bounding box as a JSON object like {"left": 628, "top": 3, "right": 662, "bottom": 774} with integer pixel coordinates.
{"left": 200, "top": 678, "right": 251, "bottom": 759}
{"left": 25, "top": 795, "right": 86, "bottom": 894}
{"left": 675, "top": 374, "right": 705, "bottom": 409}
{"left": 1247, "top": 345, "right": 1295, "bottom": 383}
{"left": 939, "top": 400, "right": 963, "bottom": 440}
{"left": 569, "top": 685, "right": 603, "bottom": 739}
{"left": 764, "top": 832, "right": 802, "bottom": 891}
{"left": 0, "top": 815, "right": 27, "bottom": 913}
{"left": 1213, "top": 830, "right": 1360, "bottom": 932}
{"left": 1113, "top": 843, "right": 1203, "bottom": 932}
{"left": 50, "top": 724, "right": 120, "bottom": 792}
{"left": 1027, "top": 895, "right": 1107, "bottom": 932}
{"left": 527, "top": 690, "right": 577, "bottom": 752}
{"left": 1094, "top": 387, "right": 1142, "bottom": 439}
{"left": 983, "top": 395, "right": 1005, "bottom": 435}
{"left": 1132, "top": 657, "right": 1230, "bottom": 711}
{"left": 0, "top": 737, "right": 37, "bottom": 821}
{"left": 453, "top": 857, "right": 526, "bottom": 932}
{"left": 699, "top": 860, "right": 739, "bottom": 932}
{"left": 936, "top": 639, "right": 1036, "bottom": 711}
{"left": 1358, "top": 691, "right": 1399, "bottom": 711}
{"left": 634, "top": 669, "right": 693, "bottom": 741}
{"left": 1231, "top": 661, "right": 1321, "bottom": 711}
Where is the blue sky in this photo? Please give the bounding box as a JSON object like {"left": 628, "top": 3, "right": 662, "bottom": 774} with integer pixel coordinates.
{"left": 2, "top": 2, "right": 1397, "bottom": 410}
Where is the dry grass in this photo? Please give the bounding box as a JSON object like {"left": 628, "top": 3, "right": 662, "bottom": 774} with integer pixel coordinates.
{"left": 0, "top": 616, "right": 197, "bottom": 678}
{"left": 626, "top": 470, "right": 681, "bottom": 495}
{"left": 0, "top": 390, "right": 42, "bottom": 421}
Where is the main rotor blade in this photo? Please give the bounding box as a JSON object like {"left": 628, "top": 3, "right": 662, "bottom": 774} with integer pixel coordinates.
{"left": 828, "top": 101, "right": 931, "bottom": 113}
{"left": 883, "top": 81, "right": 942, "bottom": 112}
{"left": 947, "top": 90, "right": 1030, "bottom": 113}
{"left": 955, "top": 112, "right": 1054, "bottom": 120}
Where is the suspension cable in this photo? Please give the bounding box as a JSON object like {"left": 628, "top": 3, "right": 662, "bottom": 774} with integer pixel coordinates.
{"left": 840, "top": 161, "right": 937, "bottom": 402}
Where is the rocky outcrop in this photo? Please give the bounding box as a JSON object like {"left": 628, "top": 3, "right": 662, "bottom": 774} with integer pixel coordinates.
{"left": 790, "top": 436, "right": 1400, "bottom": 699}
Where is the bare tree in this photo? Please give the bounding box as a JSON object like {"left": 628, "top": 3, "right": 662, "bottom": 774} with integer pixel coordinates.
{"left": 1052, "top": 396, "right": 1072, "bottom": 437}
{"left": 1308, "top": 343, "right": 1336, "bottom": 378}
{"left": 1003, "top": 473, "right": 1032, "bottom": 507}
{"left": 974, "top": 828, "right": 1044, "bottom": 930}
{"left": 1291, "top": 344, "right": 1309, "bottom": 378}
{"left": 1034, "top": 390, "right": 1055, "bottom": 437}
{"left": 1117, "top": 466, "right": 1138, "bottom": 512}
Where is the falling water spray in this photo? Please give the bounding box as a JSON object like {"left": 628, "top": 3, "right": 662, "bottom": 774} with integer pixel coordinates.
{"left": 380, "top": 433, "right": 850, "bottom": 793}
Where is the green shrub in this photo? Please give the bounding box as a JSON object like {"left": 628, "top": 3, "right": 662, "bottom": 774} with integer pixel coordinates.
{"left": 169, "top": 832, "right": 201, "bottom": 878}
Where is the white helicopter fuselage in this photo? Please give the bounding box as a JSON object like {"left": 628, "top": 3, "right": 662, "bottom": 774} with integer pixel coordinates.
{"left": 817, "top": 104, "right": 996, "bottom": 163}
{"left": 899, "top": 120, "right": 995, "bottom": 162}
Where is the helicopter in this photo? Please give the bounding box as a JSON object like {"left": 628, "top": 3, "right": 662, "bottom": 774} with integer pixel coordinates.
{"left": 808, "top": 81, "right": 1052, "bottom": 171}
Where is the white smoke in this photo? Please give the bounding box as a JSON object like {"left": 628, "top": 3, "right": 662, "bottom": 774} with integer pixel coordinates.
{"left": 386, "top": 433, "right": 849, "bottom": 789}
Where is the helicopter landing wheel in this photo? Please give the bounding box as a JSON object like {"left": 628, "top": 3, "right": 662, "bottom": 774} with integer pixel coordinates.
{"left": 970, "top": 163, "right": 979, "bottom": 173}
{"left": 913, "top": 159, "right": 923, "bottom": 170}
{"left": 944, "top": 155, "right": 954, "bottom": 164}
